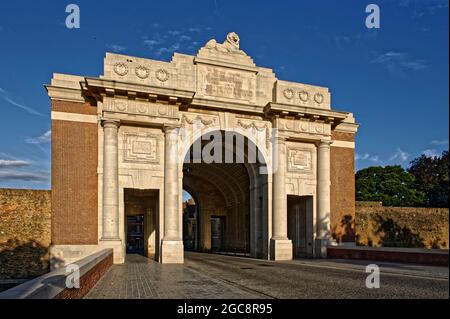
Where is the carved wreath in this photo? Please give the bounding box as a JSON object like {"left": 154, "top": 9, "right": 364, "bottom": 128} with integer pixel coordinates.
{"left": 135, "top": 65, "right": 149, "bottom": 79}
{"left": 113, "top": 62, "right": 128, "bottom": 76}
{"left": 155, "top": 68, "right": 170, "bottom": 82}
{"left": 299, "top": 90, "right": 309, "bottom": 102}
{"left": 283, "top": 88, "right": 294, "bottom": 100}
{"left": 314, "top": 93, "right": 324, "bottom": 104}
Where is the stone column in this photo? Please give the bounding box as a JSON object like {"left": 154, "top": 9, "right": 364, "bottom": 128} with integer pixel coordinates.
{"left": 315, "top": 139, "right": 332, "bottom": 257}
{"left": 161, "top": 125, "right": 184, "bottom": 263}
{"left": 99, "top": 119, "right": 123, "bottom": 264}
{"left": 101, "top": 120, "right": 120, "bottom": 240}
{"left": 270, "top": 135, "right": 292, "bottom": 260}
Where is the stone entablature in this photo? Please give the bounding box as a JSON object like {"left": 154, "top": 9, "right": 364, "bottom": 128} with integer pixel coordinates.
{"left": 46, "top": 32, "right": 359, "bottom": 265}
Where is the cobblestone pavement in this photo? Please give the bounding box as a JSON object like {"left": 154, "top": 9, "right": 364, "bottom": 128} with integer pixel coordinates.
{"left": 85, "top": 254, "right": 263, "bottom": 299}
{"left": 86, "top": 252, "right": 449, "bottom": 299}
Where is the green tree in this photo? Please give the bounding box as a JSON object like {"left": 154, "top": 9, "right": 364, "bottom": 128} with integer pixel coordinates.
{"left": 408, "top": 151, "right": 449, "bottom": 207}
{"left": 355, "top": 165, "right": 425, "bottom": 207}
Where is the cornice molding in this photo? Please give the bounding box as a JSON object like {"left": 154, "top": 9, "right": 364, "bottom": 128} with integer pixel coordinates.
{"left": 45, "top": 85, "right": 86, "bottom": 103}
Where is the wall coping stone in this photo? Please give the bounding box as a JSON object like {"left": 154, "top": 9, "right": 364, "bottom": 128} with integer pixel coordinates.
{"left": 329, "top": 246, "right": 449, "bottom": 255}
{"left": 0, "top": 249, "right": 112, "bottom": 299}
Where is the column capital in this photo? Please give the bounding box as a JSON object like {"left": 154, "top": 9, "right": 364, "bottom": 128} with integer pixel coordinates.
{"left": 317, "top": 139, "right": 333, "bottom": 147}
{"left": 101, "top": 119, "right": 120, "bottom": 128}
{"left": 163, "top": 124, "right": 181, "bottom": 134}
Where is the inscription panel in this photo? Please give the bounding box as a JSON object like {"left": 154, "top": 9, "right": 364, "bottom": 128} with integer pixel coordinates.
{"left": 124, "top": 133, "right": 159, "bottom": 163}
{"left": 196, "top": 64, "right": 257, "bottom": 104}
{"left": 287, "top": 148, "right": 313, "bottom": 173}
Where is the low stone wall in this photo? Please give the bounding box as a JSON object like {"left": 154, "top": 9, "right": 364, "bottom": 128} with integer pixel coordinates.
{"left": 0, "top": 189, "right": 51, "bottom": 279}
{"left": 327, "top": 246, "right": 449, "bottom": 266}
{"left": 0, "top": 249, "right": 113, "bottom": 299}
{"left": 356, "top": 201, "right": 449, "bottom": 249}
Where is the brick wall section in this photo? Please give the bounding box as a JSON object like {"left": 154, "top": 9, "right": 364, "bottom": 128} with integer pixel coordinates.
{"left": 54, "top": 252, "right": 113, "bottom": 299}
{"left": 356, "top": 201, "right": 449, "bottom": 249}
{"left": 327, "top": 247, "right": 449, "bottom": 266}
{"left": 51, "top": 100, "right": 98, "bottom": 244}
{"left": 0, "top": 189, "right": 51, "bottom": 279}
{"left": 330, "top": 131, "right": 356, "bottom": 243}
{"left": 52, "top": 100, "right": 98, "bottom": 115}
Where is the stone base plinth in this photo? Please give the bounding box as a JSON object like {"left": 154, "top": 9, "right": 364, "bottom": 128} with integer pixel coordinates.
{"left": 99, "top": 239, "right": 124, "bottom": 264}
{"left": 270, "top": 238, "right": 293, "bottom": 261}
{"left": 161, "top": 240, "right": 184, "bottom": 264}
{"left": 315, "top": 238, "right": 329, "bottom": 258}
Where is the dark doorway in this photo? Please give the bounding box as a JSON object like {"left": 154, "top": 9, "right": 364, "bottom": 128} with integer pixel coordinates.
{"left": 211, "top": 217, "right": 226, "bottom": 252}
{"left": 126, "top": 215, "right": 144, "bottom": 254}
{"left": 124, "top": 189, "right": 159, "bottom": 260}
{"left": 288, "top": 196, "right": 314, "bottom": 258}
{"left": 183, "top": 195, "right": 199, "bottom": 251}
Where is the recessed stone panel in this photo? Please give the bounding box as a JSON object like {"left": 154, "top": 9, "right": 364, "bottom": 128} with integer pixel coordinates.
{"left": 123, "top": 133, "right": 159, "bottom": 163}
{"left": 287, "top": 148, "right": 313, "bottom": 173}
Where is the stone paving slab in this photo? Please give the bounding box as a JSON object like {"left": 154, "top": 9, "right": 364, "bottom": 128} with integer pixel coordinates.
{"left": 85, "top": 254, "right": 261, "bottom": 299}
{"left": 86, "top": 252, "right": 449, "bottom": 299}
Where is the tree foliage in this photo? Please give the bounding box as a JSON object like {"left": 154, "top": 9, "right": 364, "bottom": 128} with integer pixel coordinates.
{"left": 355, "top": 165, "right": 425, "bottom": 207}
{"left": 408, "top": 151, "right": 449, "bottom": 207}
{"left": 356, "top": 151, "right": 449, "bottom": 207}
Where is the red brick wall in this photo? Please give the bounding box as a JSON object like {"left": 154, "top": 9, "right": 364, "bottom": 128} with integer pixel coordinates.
{"left": 51, "top": 100, "right": 98, "bottom": 244}
{"left": 54, "top": 252, "right": 113, "bottom": 299}
{"left": 330, "top": 131, "right": 356, "bottom": 243}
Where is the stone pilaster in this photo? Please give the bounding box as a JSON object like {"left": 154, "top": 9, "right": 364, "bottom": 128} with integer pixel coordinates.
{"left": 315, "top": 139, "right": 332, "bottom": 257}
{"left": 270, "top": 135, "right": 293, "bottom": 260}
{"left": 161, "top": 125, "right": 184, "bottom": 264}
{"left": 101, "top": 120, "right": 120, "bottom": 240}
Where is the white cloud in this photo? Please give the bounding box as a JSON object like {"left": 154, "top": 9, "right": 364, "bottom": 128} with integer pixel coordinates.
{"left": 143, "top": 25, "right": 207, "bottom": 57}
{"left": 431, "top": 139, "right": 449, "bottom": 146}
{"left": 334, "top": 30, "right": 378, "bottom": 49}
{"left": 422, "top": 149, "right": 440, "bottom": 157}
{"left": 155, "top": 42, "right": 181, "bottom": 57}
{"left": 0, "top": 159, "right": 30, "bottom": 168}
{"left": 0, "top": 171, "right": 49, "bottom": 182}
{"left": 26, "top": 130, "right": 51, "bottom": 145}
{"left": 168, "top": 30, "right": 181, "bottom": 36}
{"left": 143, "top": 39, "right": 162, "bottom": 49}
{"left": 179, "top": 35, "right": 192, "bottom": 42}
{"left": 399, "top": 0, "right": 449, "bottom": 17}
{"left": 355, "top": 153, "right": 381, "bottom": 163}
{"left": 370, "top": 51, "right": 427, "bottom": 77}
{"left": 107, "top": 44, "right": 127, "bottom": 53}
{"left": 389, "top": 148, "right": 410, "bottom": 163}
{"left": 0, "top": 87, "right": 43, "bottom": 116}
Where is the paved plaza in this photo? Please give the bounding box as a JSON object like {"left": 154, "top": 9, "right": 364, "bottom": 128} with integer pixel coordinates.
{"left": 85, "top": 252, "right": 449, "bottom": 299}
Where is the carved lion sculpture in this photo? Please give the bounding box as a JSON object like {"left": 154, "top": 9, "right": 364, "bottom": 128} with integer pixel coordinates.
{"left": 204, "top": 32, "right": 245, "bottom": 55}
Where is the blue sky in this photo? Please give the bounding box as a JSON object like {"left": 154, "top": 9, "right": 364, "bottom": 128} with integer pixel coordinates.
{"left": 0, "top": 0, "right": 448, "bottom": 190}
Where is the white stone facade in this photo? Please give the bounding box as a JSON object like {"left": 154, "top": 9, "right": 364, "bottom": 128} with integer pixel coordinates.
{"left": 47, "top": 33, "right": 358, "bottom": 265}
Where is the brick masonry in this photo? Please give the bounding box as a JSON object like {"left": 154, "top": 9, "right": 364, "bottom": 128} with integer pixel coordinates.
{"left": 330, "top": 131, "right": 356, "bottom": 243}
{"left": 356, "top": 201, "right": 449, "bottom": 249}
{"left": 51, "top": 100, "right": 98, "bottom": 245}
{"left": 327, "top": 246, "right": 449, "bottom": 266}
{"left": 0, "top": 189, "right": 51, "bottom": 279}
{"left": 55, "top": 252, "right": 113, "bottom": 299}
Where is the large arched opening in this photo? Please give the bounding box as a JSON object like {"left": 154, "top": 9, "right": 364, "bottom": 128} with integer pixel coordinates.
{"left": 182, "top": 130, "right": 269, "bottom": 258}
